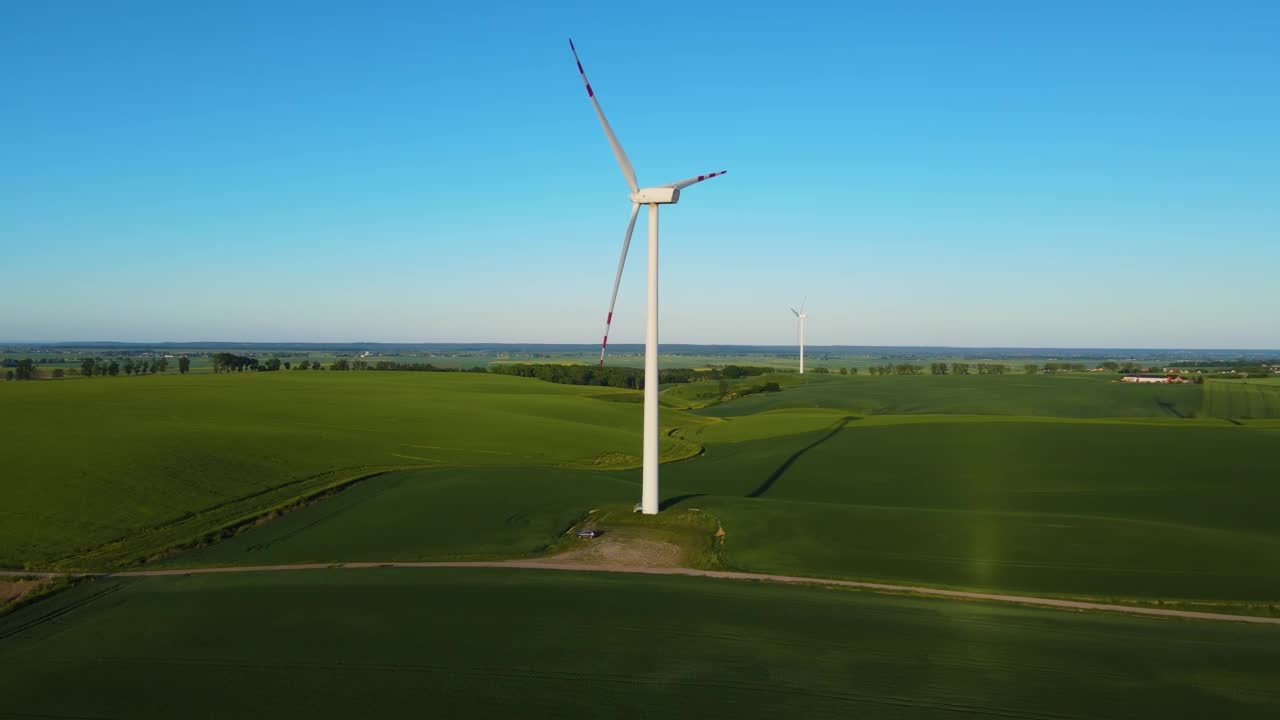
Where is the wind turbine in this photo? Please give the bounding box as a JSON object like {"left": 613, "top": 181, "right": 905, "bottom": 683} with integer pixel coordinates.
{"left": 570, "top": 39, "right": 726, "bottom": 515}
{"left": 790, "top": 300, "right": 807, "bottom": 374}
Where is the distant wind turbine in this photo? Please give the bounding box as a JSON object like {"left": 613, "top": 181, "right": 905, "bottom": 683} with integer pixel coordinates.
{"left": 790, "top": 300, "right": 807, "bottom": 374}
{"left": 570, "top": 39, "right": 727, "bottom": 515}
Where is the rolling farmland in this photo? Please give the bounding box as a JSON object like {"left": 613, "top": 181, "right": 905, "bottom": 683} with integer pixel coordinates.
{"left": 4, "top": 368, "right": 1279, "bottom": 718}
{"left": 4, "top": 371, "right": 1278, "bottom": 607}
{"left": 181, "top": 408, "right": 1280, "bottom": 606}
{"left": 0, "top": 372, "right": 707, "bottom": 569}
{"left": 2, "top": 569, "right": 1277, "bottom": 719}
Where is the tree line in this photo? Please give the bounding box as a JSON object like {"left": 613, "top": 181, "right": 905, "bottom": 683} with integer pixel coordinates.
{"left": 488, "top": 363, "right": 775, "bottom": 389}
{"left": 79, "top": 356, "right": 171, "bottom": 377}
{"left": 4, "top": 356, "right": 182, "bottom": 380}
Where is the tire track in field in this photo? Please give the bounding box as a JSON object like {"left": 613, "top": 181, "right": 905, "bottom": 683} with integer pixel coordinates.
{"left": 0, "top": 580, "right": 129, "bottom": 641}
{"left": 243, "top": 473, "right": 413, "bottom": 553}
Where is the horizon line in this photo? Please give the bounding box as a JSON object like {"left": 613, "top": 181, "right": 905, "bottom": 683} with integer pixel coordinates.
{"left": 3, "top": 340, "right": 1279, "bottom": 353}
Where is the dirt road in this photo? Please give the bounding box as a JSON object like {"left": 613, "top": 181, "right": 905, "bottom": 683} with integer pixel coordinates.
{"left": 99, "top": 560, "right": 1280, "bottom": 626}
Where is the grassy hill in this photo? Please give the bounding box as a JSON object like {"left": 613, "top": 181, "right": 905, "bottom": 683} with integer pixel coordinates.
{"left": 179, "top": 411, "right": 1280, "bottom": 607}
{"left": 6, "top": 364, "right": 1280, "bottom": 717}
{"left": 174, "top": 466, "right": 639, "bottom": 566}
{"left": 680, "top": 413, "right": 1280, "bottom": 604}
{"left": 2, "top": 569, "right": 1276, "bottom": 719}
{"left": 5, "top": 368, "right": 1278, "bottom": 608}
{"left": 0, "top": 372, "right": 708, "bottom": 569}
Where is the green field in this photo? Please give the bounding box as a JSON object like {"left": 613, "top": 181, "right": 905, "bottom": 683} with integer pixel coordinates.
{"left": 0, "top": 372, "right": 707, "bottom": 569}
{"left": 673, "top": 414, "right": 1280, "bottom": 601}
{"left": 6, "top": 371, "right": 1280, "bottom": 610}
{"left": 1204, "top": 379, "right": 1280, "bottom": 419}
{"left": 692, "top": 372, "right": 1204, "bottom": 418}
{"left": 5, "top": 364, "right": 1280, "bottom": 716}
{"left": 175, "top": 466, "right": 639, "bottom": 565}
{"left": 2, "top": 569, "right": 1277, "bottom": 719}
{"left": 180, "top": 410, "right": 1280, "bottom": 606}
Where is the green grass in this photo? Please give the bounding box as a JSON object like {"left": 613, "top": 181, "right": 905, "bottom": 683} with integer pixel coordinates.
{"left": 660, "top": 416, "right": 1280, "bottom": 604}
{"left": 7, "top": 367, "right": 1280, "bottom": 610}
{"left": 155, "top": 411, "right": 1280, "bottom": 607}
{"left": 166, "top": 473, "right": 727, "bottom": 570}
{"left": 0, "top": 372, "right": 709, "bottom": 569}
{"left": 1, "top": 569, "right": 1277, "bottom": 719}
{"left": 1204, "top": 379, "right": 1280, "bottom": 419}
{"left": 695, "top": 372, "right": 1204, "bottom": 418}
{"left": 6, "top": 364, "right": 1280, "bottom": 714}
{"left": 173, "top": 467, "right": 640, "bottom": 566}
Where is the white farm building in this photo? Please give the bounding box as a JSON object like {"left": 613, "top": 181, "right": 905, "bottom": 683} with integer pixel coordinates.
{"left": 1122, "top": 375, "right": 1182, "bottom": 384}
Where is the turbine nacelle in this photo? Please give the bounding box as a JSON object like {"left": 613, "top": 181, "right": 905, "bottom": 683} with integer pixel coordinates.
{"left": 630, "top": 187, "right": 680, "bottom": 205}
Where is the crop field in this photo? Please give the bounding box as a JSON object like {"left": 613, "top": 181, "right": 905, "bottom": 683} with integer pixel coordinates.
{"left": 2, "top": 569, "right": 1277, "bottom": 719}
{"left": 182, "top": 409, "right": 1280, "bottom": 606}
{"left": 5, "top": 363, "right": 1280, "bottom": 716}
{"left": 693, "top": 372, "right": 1204, "bottom": 418}
{"left": 1203, "top": 379, "right": 1280, "bottom": 420}
{"left": 175, "top": 466, "right": 638, "bottom": 565}
{"left": 5, "top": 372, "right": 1280, "bottom": 608}
{"left": 0, "top": 372, "right": 707, "bottom": 569}
{"left": 680, "top": 413, "right": 1280, "bottom": 604}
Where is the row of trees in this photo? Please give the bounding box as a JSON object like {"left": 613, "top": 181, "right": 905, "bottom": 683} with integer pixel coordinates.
{"left": 4, "top": 356, "right": 185, "bottom": 380}
{"left": 2, "top": 358, "right": 39, "bottom": 381}
{"left": 85, "top": 357, "right": 169, "bottom": 376}
{"left": 212, "top": 355, "right": 340, "bottom": 372}
{"left": 211, "top": 353, "right": 261, "bottom": 373}
{"left": 75, "top": 356, "right": 187, "bottom": 377}
{"left": 868, "top": 362, "right": 1015, "bottom": 376}
{"left": 328, "top": 358, "right": 488, "bottom": 373}
{"left": 869, "top": 364, "right": 925, "bottom": 375}
{"left": 491, "top": 363, "right": 644, "bottom": 388}
{"left": 487, "top": 363, "right": 776, "bottom": 389}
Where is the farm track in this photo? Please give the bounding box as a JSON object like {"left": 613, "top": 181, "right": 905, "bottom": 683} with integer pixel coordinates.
{"left": 8, "top": 561, "right": 1275, "bottom": 626}
{"left": 46, "top": 465, "right": 412, "bottom": 571}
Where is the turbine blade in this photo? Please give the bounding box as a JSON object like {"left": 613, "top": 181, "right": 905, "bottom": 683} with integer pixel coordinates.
{"left": 569, "top": 40, "right": 639, "bottom": 193}
{"left": 600, "top": 203, "right": 641, "bottom": 367}
{"left": 790, "top": 308, "right": 799, "bottom": 317}
{"left": 664, "top": 170, "right": 727, "bottom": 190}
{"left": 799, "top": 296, "right": 806, "bottom": 314}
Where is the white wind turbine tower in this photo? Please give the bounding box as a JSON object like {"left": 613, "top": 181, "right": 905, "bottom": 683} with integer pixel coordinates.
{"left": 791, "top": 300, "right": 807, "bottom": 374}
{"left": 570, "top": 39, "right": 727, "bottom": 515}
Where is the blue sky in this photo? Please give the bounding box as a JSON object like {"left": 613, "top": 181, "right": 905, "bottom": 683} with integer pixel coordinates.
{"left": 2, "top": 1, "right": 1277, "bottom": 348}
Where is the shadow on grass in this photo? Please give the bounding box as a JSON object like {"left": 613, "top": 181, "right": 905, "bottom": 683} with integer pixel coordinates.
{"left": 747, "top": 416, "right": 856, "bottom": 499}
{"left": 659, "top": 493, "right": 706, "bottom": 511}
{"left": 1156, "top": 399, "right": 1187, "bottom": 418}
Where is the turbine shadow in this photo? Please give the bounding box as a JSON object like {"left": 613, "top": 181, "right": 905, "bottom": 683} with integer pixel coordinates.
{"left": 1155, "top": 398, "right": 1186, "bottom": 418}
{"left": 660, "top": 493, "right": 706, "bottom": 511}
{"left": 747, "top": 416, "right": 856, "bottom": 499}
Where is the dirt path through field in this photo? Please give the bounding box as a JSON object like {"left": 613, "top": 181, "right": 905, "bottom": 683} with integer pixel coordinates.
{"left": 84, "top": 560, "right": 1279, "bottom": 626}
{"left": 0, "top": 578, "right": 45, "bottom": 605}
